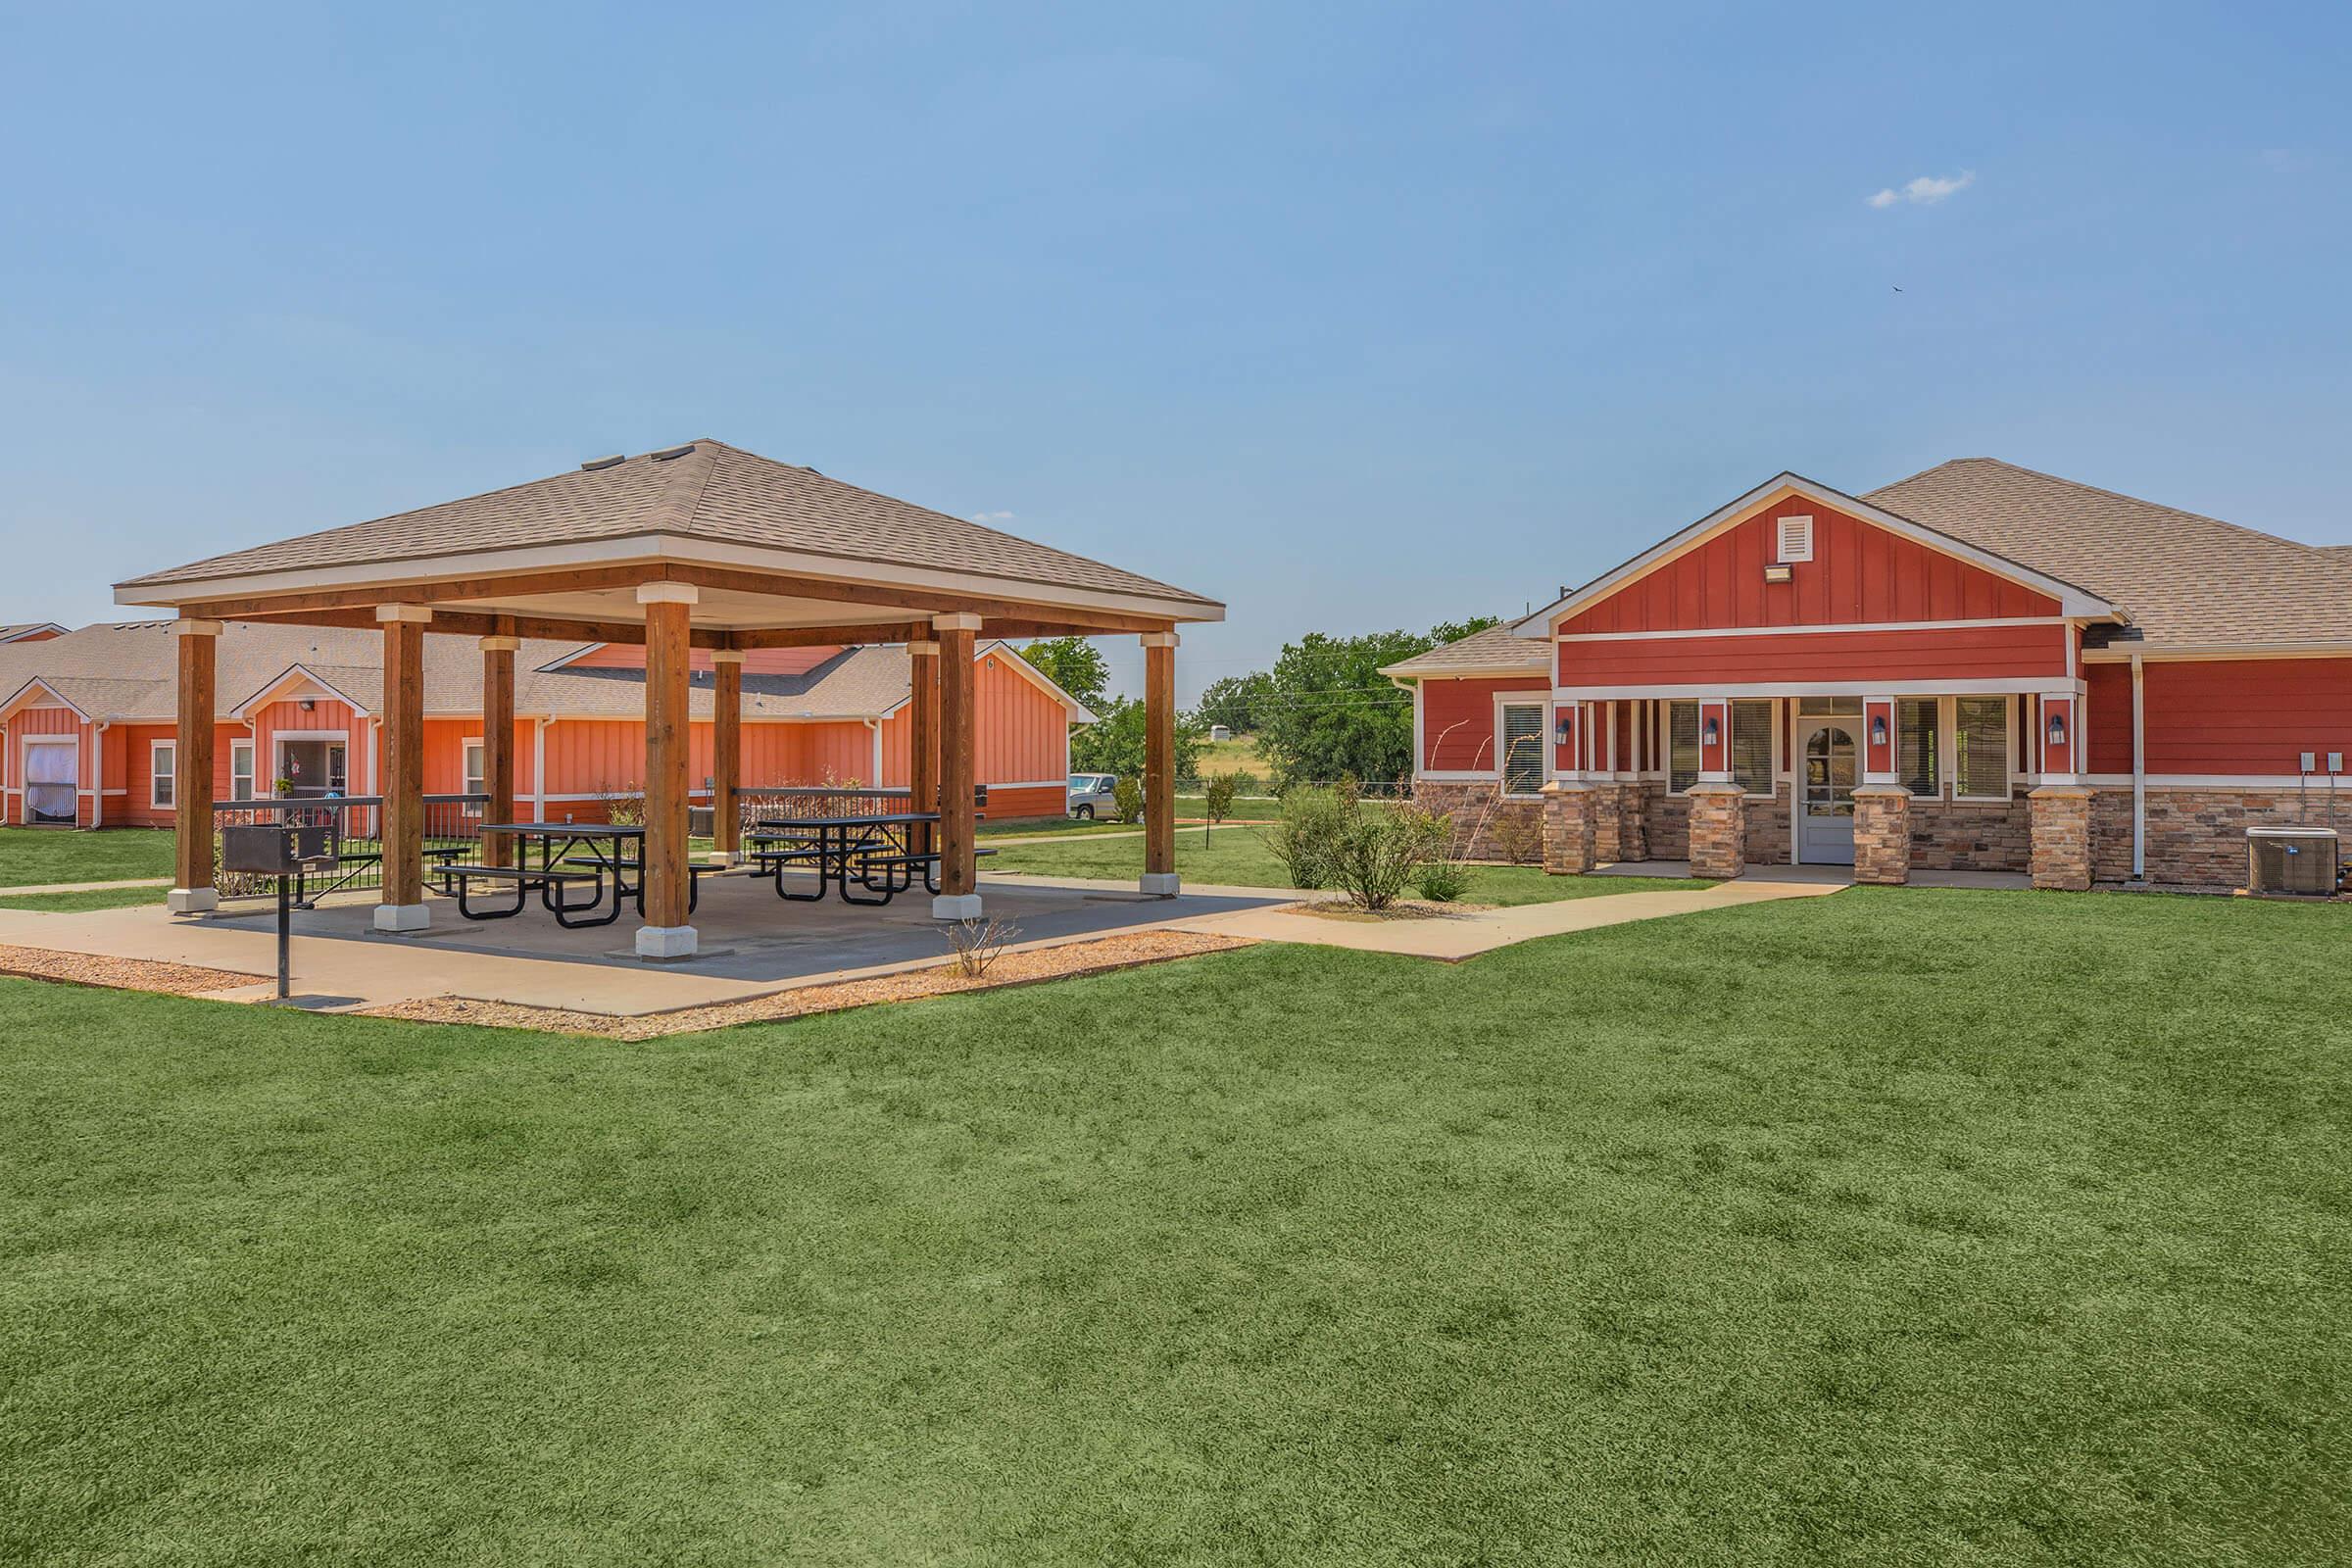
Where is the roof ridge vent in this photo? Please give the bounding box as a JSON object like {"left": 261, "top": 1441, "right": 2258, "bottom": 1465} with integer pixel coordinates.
{"left": 650, "top": 443, "right": 697, "bottom": 463}
{"left": 579, "top": 454, "right": 626, "bottom": 471}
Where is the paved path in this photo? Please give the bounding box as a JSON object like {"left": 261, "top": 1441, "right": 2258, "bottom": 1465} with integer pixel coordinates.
{"left": 0, "top": 876, "right": 172, "bottom": 896}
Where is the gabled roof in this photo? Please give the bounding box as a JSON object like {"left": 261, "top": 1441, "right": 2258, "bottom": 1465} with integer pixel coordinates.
{"left": 1378, "top": 624, "right": 1550, "bottom": 678}
{"left": 0, "top": 622, "right": 67, "bottom": 643}
{"left": 1510, "top": 470, "right": 2122, "bottom": 635}
{"left": 116, "top": 439, "right": 1221, "bottom": 619}
{"left": 1865, "top": 460, "right": 2352, "bottom": 647}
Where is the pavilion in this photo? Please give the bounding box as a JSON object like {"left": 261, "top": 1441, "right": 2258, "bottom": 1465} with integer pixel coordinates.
{"left": 115, "top": 440, "right": 1222, "bottom": 960}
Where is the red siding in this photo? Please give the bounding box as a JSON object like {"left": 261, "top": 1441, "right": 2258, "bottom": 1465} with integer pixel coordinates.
{"left": 564, "top": 644, "right": 843, "bottom": 676}
{"left": 878, "top": 653, "right": 1071, "bottom": 789}
{"left": 1420, "top": 677, "right": 1544, "bottom": 770}
{"left": 4, "top": 704, "right": 90, "bottom": 825}
{"left": 1560, "top": 623, "right": 2073, "bottom": 687}
{"left": 2086, "top": 658, "right": 2352, "bottom": 775}
{"left": 1560, "top": 499, "right": 2059, "bottom": 634}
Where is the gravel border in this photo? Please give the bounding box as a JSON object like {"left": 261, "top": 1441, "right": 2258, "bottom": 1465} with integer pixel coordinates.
{"left": 0, "top": 944, "right": 266, "bottom": 997}
{"left": 358, "top": 930, "right": 1256, "bottom": 1040}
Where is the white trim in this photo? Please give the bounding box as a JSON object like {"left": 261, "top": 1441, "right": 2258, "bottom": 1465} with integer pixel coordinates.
{"left": 374, "top": 604, "right": 433, "bottom": 623}
{"left": 2083, "top": 773, "right": 2351, "bottom": 789}
{"left": 1420, "top": 769, "right": 1502, "bottom": 782}
{"left": 461, "top": 736, "right": 487, "bottom": 800}
{"left": 229, "top": 738, "right": 258, "bottom": 802}
{"left": 149, "top": 738, "right": 177, "bottom": 809}
{"left": 1556, "top": 677, "right": 2083, "bottom": 701}
{"left": 2130, "top": 655, "right": 2146, "bottom": 879}
{"left": 636, "top": 581, "right": 700, "bottom": 606}
{"left": 1556, "top": 615, "right": 2072, "bottom": 643}
{"left": 228, "top": 663, "right": 374, "bottom": 720}
{"left": 1493, "top": 691, "right": 1550, "bottom": 799}
{"left": 1510, "top": 472, "right": 2121, "bottom": 634}
{"left": 1950, "top": 694, "right": 2015, "bottom": 804}
{"left": 1776, "top": 514, "right": 1815, "bottom": 563}
{"left": 2081, "top": 641, "right": 2352, "bottom": 662}
{"left": 120, "top": 533, "right": 1225, "bottom": 625}
{"left": 532, "top": 717, "right": 550, "bottom": 817}
{"left": 1380, "top": 661, "right": 1551, "bottom": 679}
{"left": 0, "top": 677, "right": 93, "bottom": 723}
{"left": 272, "top": 730, "right": 351, "bottom": 795}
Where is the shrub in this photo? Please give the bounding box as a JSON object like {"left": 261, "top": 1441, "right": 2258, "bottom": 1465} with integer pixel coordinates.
{"left": 1225, "top": 768, "right": 1262, "bottom": 798}
{"left": 1111, "top": 777, "right": 1145, "bottom": 823}
{"left": 604, "top": 789, "right": 646, "bottom": 828}
{"left": 944, "top": 916, "right": 1020, "bottom": 978}
{"left": 1260, "top": 786, "right": 1348, "bottom": 889}
{"left": 1204, "top": 774, "right": 1237, "bottom": 823}
{"left": 1415, "top": 857, "right": 1472, "bottom": 903}
{"left": 1330, "top": 804, "right": 1448, "bottom": 911}
{"left": 1492, "top": 810, "right": 1544, "bottom": 866}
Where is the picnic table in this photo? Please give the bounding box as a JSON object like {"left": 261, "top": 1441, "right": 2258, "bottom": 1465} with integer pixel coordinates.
{"left": 747, "top": 811, "right": 989, "bottom": 906}
{"left": 441, "top": 822, "right": 719, "bottom": 928}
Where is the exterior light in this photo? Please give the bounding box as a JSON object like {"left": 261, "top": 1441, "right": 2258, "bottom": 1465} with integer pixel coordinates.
{"left": 1553, "top": 714, "right": 1572, "bottom": 746}
{"left": 1701, "top": 714, "right": 1720, "bottom": 747}
{"left": 1870, "top": 713, "right": 1888, "bottom": 746}
{"left": 1763, "top": 563, "right": 1793, "bottom": 584}
{"left": 2046, "top": 710, "right": 2068, "bottom": 746}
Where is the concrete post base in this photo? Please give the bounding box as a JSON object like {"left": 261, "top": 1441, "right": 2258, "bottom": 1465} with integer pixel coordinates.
{"left": 634, "top": 924, "right": 700, "bottom": 960}
{"left": 371, "top": 902, "right": 430, "bottom": 933}
{"left": 932, "top": 893, "right": 985, "bottom": 920}
{"left": 708, "top": 851, "right": 738, "bottom": 868}
{"left": 166, "top": 887, "right": 220, "bottom": 915}
{"left": 1139, "top": 872, "right": 1181, "bottom": 897}
{"left": 1851, "top": 784, "right": 1912, "bottom": 886}
{"left": 1685, "top": 782, "right": 1747, "bottom": 880}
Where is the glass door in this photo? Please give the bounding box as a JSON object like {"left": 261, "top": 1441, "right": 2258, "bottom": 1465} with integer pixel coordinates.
{"left": 1798, "top": 721, "right": 1857, "bottom": 865}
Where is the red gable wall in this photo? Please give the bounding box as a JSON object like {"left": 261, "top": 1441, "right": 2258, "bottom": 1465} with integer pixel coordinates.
{"left": 1560, "top": 499, "right": 2059, "bottom": 635}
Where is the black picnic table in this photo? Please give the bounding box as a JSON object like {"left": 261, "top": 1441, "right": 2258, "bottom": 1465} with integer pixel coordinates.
{"left": 453, "top": 822, "right": 647, "bottom": 928}
{"left": 748, "top": 811, "right": 960, "bottom": 906}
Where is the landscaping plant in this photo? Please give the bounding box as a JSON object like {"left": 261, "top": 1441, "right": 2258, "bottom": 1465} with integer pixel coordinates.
{"left": 1202, "top": 774, "right": 1237, "bottom": 843}
{"left": 1110, "top": 777, "right": 1145, "bottom": 824}
{"left": 942, "top": 916, "right": 1020, "bottom": 978}
{"left": 1259, "top": 784, "right": 1348, "bottom": 889}
{"left": 1330, "top": 803, "right": 1448, "bottom": 910}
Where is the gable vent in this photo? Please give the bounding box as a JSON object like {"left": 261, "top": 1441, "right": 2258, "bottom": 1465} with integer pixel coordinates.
{"left": 1776, "top": 514, "right": 1815, "bottom": 564}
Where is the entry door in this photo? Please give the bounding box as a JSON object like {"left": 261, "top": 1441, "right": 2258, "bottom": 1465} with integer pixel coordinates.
{"left": 1796, "top": 719, "right": 1858, "bottom": 865}
{"left": 279, "top": 739, "right": 348, "bottom": 798}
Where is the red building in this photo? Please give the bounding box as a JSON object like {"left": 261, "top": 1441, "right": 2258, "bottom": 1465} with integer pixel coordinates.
{"left": 1386, "top": 460, "right": 2352, "bottom": 889}
{"left": 1, "top": 623, "right": 1085, "bottom": 829}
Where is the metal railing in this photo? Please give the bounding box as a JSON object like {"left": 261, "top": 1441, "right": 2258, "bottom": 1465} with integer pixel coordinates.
{"left": 212, "top": 794, "right": 489, "bottom": 904}
{"left": 738, "top": 784, "right": 987, "bottom": 833}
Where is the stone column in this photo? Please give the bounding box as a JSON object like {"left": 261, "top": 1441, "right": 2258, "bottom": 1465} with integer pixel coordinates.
{"left": 1616, "top": 783, "right": 1649, "bottom": 863}
{"left": 1851, "top": 784, "right": 1912, "bottom": 885}
{"left": 1592, "top": 784, "right": 1623, "bottom": 863}
{"left": 2028, "top": 783, "right": 2094, "bottom": 891}
{"left": 1541, "top": 780, "right": 1595, "bottom": 874}
{"left": 1685, "top": 781, "right": 1746, "bottom": 880}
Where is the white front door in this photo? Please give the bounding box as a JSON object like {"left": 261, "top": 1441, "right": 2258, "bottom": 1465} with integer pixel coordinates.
{"left": 1795, "top": 719, "right": 1858, "bottom": 865}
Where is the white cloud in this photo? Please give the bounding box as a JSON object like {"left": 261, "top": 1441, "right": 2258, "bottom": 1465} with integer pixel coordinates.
{"left": 1868, "top": 170, "right": 1976, "bottom": 209}
{"left": 967, "top": 510, "right": 1015, "bottom": 522}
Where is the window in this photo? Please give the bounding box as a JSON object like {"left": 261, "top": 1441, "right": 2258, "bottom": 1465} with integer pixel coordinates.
{"left": 1731, "top": 700, "right": 1774, "bottom": 796}
{"left": 1669, "top": 702, "right": 1700, "bottom": 792}
{"left": 150, "top": 740, "right": 175, "bottom": 809}
{"left": 463, "top": 739, "right": 487, "bottom": 799}
{"left": 1499, "top": 703, "right": 1546, "bottom": 797}
{"left": 1954, "top": 697, "right": 2011, "bottom": 800}
{"left": 230, "top": 740, "right": 256, "bottom": 801}
{"left": 1896, "top": 700, "right": 1938, "bottom": 798}
{"left": 1777, "top": 514, "right": 1815, "bottom": 563}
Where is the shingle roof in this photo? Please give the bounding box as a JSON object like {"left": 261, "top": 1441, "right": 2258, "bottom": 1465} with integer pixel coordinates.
{"left": 118, "top": 439, "right": 1219, "bottom": 611}
{"left": 0, "top": 623, "right": 65, "bottom": 643}
{"left": 1863, "top": 459, "right": 2352, "bottom": 646}
{"left": 1378, "top": 623, "right": 1550, "bottom": 677}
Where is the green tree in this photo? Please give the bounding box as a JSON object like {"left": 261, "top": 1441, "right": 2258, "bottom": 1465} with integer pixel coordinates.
{"left": 1068, "top": 695, "right": 1205, "bottom": 783}
{"left": 1017, "top": 636, "right": 1110, "bottom": 711}
{"left": 1253, "top": 616, "right": 1502, "bottom": 790}
{"left": 1194, "top": 671, "right": 1272, "bottom": 735}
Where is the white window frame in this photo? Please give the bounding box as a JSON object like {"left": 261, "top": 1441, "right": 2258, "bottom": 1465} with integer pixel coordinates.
{"left": 1665, "top": 698, "right": 1779, "bottom": 800}
{"left": 272, "top": 729, "right": 351, "bottom": 796}
{"left": 1949, "top": 694, "right": 2015, "bottom": 804}
{"left": 461, "top": 737, "right": 487, "bottom": 814}
{"left": 150, "top": 739, "right": 176, "bottom": 810}
{"left": 1493, "top": 692, "right": 1551, "bottom": 800}
{"left": 229, "top": 739, "right": 256, "bottom": 802}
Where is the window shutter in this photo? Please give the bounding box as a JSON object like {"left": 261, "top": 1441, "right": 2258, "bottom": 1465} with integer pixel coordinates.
{"left": 1776, "top": 514, "right": 1814, "bottom": 563}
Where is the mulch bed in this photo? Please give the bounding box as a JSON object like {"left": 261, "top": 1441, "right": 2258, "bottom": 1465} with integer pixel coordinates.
{"left": 357, "top": 929, "right": 1256, "bottom": 1040}
{"left": 0, "top": 944, "right": 267, "bottom": 997}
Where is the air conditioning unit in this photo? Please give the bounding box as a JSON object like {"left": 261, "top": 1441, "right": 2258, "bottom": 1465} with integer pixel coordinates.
{"left": 2246, "top": 827, "right": 2340, "bottom": 896}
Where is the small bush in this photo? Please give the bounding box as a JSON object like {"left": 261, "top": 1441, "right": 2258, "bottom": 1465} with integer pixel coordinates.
{"left": 1204, "top": 775, "right": 1237, "bottom": 823}
{"left": 1492, "top": 810, "right": 1544, "bottom": 866}
{"left": 1225, "top": 768, "right": 1262, "bottom": 798}
{"left": 1111, "top": 777, "right": 1146, "bottom": 823}
{"left": 1330, "top": 805, "right": 1448, "bottom": 911}
{"left": 1415, "top": 857, "right": 1472, "bottom": 903}
{"left": 1260, "top": 786, "right": 1348, "bottom": 889}
{"left": 944, "top": 916, "right": 1020, "bottom": 978}
{"left": 604, "top": 789, "right": 646, "bottom": 828}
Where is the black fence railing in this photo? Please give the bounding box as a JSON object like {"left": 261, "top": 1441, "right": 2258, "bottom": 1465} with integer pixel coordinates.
{"left": 212, "top": 794, "right": 489, "bottom": 904}
{"left": 737, "top": 784, "right": 988, "bottom": 834}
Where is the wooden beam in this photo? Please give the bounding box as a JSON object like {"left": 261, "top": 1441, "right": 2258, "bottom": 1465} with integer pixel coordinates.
{"left": 481, "top": 637, "right": 515, "bottom": 867}
{"left": 909, "top": 640, "right": 940, "bottom": 856}
{"left": 381, "top": 614, "right": 426, "bottom": 917}
{"left": 728, "top": 621, "right": 929, "bottom": 650}
{"left": 1144, "top": 633, "right": 1177, "bottom": 888}
{"left": 981, "top": 619, "right": 1177, "bottom": 643}
{"left": 222, "top": 606, "right": 732, "bottom": 649}
{"left": 172, "top": 623, "right": 218, "bottom": 904}
{"left": 938, "top": 622, "right": 977, "bottom": 901}
{"left": 712, "top": 654, "right": 742, "bottom": 863}
{"left": 641, "top": 596, "right": 693, "bottom": 939}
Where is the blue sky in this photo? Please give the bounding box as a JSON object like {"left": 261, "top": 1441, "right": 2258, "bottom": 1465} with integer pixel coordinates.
{"left": 3, "top": 2, "right": 2346, "bottom": 701}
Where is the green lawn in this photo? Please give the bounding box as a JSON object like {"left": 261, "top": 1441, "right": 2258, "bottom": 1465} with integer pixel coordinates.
{"left": 986, "top": 825, "right": 1706, "bottom": 905}
{"left": 0, "top": 885, "right": 168, "bottom": 912}
{"left": 0, "top": 826, "right": 176, "bottom": 887}
{"left": 4, "top": 888, "right": 2343, "bottom": 1564}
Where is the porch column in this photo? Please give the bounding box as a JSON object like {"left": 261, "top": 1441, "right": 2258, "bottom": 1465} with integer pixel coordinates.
{"left": 1853, "top": 698, "right": 1909, "bottom": 885}
{"left": 1685, "top": 695, "right": 1745, "bottom": 880}
{"left": 710, "top": 649, "right": 744, "bottom": 865}
{"left": 480, "top": 633, "right": 518, "bottom": 868}
{"left": 167, "top": 619, "right": 221, "bottom": 914}
{"left": 908, "top": 638, "right": 940, "bottom": 856}
{"left": 933, "top": 613, "right": 982, "bottom": 919}
{"left": 374, "top": 606, "right": 431, "bottom": 932}
{"left": 2028, "top": 689, "right": 2092, "bottom": 891}
{"left": 636, "top": 584, "right": 698, "bottom": 958}
{"left": 1141, "top": 630, "right": 1179, "bottom": 896}
{"left": 1541, "top": 780, "right": 1596, "bottom": 874}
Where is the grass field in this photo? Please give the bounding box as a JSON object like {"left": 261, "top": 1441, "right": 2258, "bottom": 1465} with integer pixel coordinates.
{"left": 984, "top": 824, "right": 1702, "bottom": 905}
{"left": 1, "top": 887, "right": 2343, "bottom": 1564}
{"left": 1195, "top": 735, "right": 1265, "bottom": 778}
{"left": 0, "top": 826, "right": 176, "bottom": 887}
{"left": 0, "top": 885, "right": 169, "bottom": 912}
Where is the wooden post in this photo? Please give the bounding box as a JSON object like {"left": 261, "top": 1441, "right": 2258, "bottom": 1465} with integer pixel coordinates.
{"left": 636, "top": 583, "right": 698, "bottom": 958}
{"left": 167, "top": 619, "right": 221, "bottom": 914}
{"left": 909, "top": 638, "right": 940, "bottom": 856}
{"left": 374, "top": 605, "right": 431, "bottom": 931}
{"left": 933, "top": 613, "right": 981, "bottom": 918}
{"left": 1141, "top": 630, "right": 1179, "bottom": 895}
{"left": 480, "top": 633, "right": 517, "bottom": 867}
{"left": 711, "top": 649, "right": 744, "bottom": 865}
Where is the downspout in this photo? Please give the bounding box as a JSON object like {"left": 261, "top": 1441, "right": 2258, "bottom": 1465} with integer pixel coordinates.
{"left": 866, "top": 717, "right": 883, "bottom": 790}
{"left": 532, "top": 716, "right": 551, "bottom": 819}
{"left": 2130, "top": 654, "right": 2146, "bottom": 881}
{"left": 92, "top": 721, "right": 108, "bottom": 827}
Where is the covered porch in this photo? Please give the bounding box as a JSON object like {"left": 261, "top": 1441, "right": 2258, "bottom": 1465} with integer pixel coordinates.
{"left": 115, "top": 440, "right": 1220, "bottom": 959}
